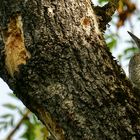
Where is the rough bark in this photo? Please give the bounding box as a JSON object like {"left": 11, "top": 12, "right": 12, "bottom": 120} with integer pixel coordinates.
{"left": 0, "top": 0, "right": 140, "bottom": 140}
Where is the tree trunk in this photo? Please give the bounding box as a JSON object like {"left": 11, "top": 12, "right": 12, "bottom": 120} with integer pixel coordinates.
{"left": 0, "top": 0, "right": 140, "bottom": 139}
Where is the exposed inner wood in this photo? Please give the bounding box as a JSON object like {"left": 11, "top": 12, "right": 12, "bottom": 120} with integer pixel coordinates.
{"left": 3, "top": 14, "right": 30, "bottom": 77}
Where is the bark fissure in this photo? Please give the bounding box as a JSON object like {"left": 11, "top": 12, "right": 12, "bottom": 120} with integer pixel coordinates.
{"left": 0, "top": 0, "right": 140, "bottom": 140}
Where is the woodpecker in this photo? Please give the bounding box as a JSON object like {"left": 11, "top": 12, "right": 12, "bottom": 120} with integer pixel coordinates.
{"left": 128, "top": 31, "right": 140, "bottom": 89}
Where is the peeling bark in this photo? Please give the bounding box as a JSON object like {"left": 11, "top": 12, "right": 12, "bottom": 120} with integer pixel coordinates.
{"left": 0, "top": 0, "right": 140, "bottom": 140}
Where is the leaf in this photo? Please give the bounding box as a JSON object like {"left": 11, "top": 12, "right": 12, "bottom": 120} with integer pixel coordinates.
{"left": 10, "top": 117, "right": 14, "bottom": 127}
{"left": 31, "top": 114, "right": 40, "bottom": 124}
{"left": 0, "top": 121, "right": 7, "bottom": 125}
{"left": 118, "top": 54, "right": 123, "bottom": 61}
{"left": 3, "top": 103, "right": 17, "bottom": 110}
{"left": 107, "top": 39, "right": 117, "bottom": 50}
{"left": 98, "top": 0, "right": 108, "bottom": 4}
{"left": 17, "top": 108, "right": 24, "bottom": 116}
{"left": 1, "top": 122, "right": 8, "bottom": 130}
{"left": 8, "top": 93, "right": 18, "bottom": 99}
{"left": 20, "top": 123, "right": 35, "bottom": 140}
{"left": 124, "top": 47, "right": 138, "bottom": 55}
{"left": 0, "top": 114, "right": 13, "bottom": 119}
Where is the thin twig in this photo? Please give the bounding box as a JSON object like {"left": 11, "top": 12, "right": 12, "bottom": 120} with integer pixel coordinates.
{"left": 5, "top": 110, "right": 30, "bottom": 140}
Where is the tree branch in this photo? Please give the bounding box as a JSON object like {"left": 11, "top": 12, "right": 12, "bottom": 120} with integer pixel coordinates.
{"left": 93, "top": 0, "right": 119, "bottom": 31}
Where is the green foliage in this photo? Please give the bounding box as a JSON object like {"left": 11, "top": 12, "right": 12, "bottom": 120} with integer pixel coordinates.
{"left": 0, "top": 103, "right": 16, "bottom": 132}
{"left": 98, "top": 0, "right": 108, "bottom": 4}
{"left": 0, "top": 93, "right": 48, "bottom": 140}
{"left": 3, "top": 103, "right": 17, "bottom": 110}
{"left": 21, "top": 113, "right": 49, "bottom": 140}
{"left": 118, "top": 38, "right": 139, "bottom": 61}
{"left": 105, "top": 33, "right": 118, "bottom": 50}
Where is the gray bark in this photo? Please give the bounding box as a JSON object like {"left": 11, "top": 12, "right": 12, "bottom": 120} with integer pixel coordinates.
{"left": 0, "top": 0, "right": 140, "bottom": 140}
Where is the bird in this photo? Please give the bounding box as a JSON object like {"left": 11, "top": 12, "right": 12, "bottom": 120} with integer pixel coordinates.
{"left": 128, "top": 31, "right": 140, "bottom": 89}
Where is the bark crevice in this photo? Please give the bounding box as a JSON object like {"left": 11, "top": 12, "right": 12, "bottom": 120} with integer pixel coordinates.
{"left": 0, "top": 0, "right": 140, "bottom": 140}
